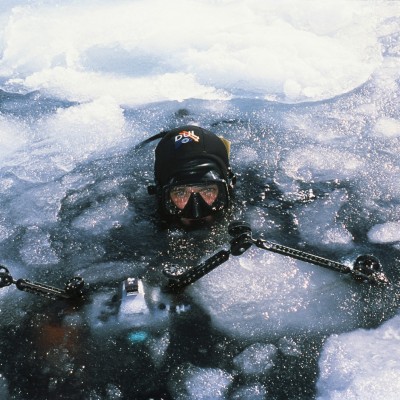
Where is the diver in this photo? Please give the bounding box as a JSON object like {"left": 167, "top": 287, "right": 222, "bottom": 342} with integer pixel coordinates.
{"left": 147, "top": 125, "right": 236, "bottom": 227}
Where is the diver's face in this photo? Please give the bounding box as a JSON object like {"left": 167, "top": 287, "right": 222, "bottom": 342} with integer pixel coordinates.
{"left": 169, "top": 183, "right": 219, "bottom": 210}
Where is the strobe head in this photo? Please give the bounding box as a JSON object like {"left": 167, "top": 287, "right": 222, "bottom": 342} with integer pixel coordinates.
{"left": 0, "top": 266, "right": 13, "bottom": 288}
{"left": 354, "top": 255, "right": 381, "bottom": 273}
{"left": 64, "top": 277, "right": 86, "bottom": 298}
{"left": 353, "top": 255, "right": 390, "bottom": 285}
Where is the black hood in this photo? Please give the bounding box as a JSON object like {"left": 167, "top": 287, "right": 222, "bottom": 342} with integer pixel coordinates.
{"left": 154, "top": 125, "right": 231, "bottom": 187}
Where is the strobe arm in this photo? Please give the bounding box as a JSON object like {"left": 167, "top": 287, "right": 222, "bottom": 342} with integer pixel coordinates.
{"left": 229, "top": 221, "right": 390, "bottom": 286}
{"left": 0, "top": 265, "right": 85, "bottom": 300}
{"left": 163, "top": 250, "right": 230, "bottom": 292}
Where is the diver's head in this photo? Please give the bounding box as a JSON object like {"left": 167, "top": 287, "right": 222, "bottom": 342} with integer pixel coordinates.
{"left": 150, "top": 126, "right": 235, "bottom": 224}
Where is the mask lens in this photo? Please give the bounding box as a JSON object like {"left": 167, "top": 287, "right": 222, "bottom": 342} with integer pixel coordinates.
{"left": 163, "top": 180, "right": 230, "bottom": 219}
{"left": 169, "top": 183, "right": 219, "bottom": 209}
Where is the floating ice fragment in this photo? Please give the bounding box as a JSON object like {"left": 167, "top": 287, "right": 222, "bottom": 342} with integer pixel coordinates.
{"left": 147, "top": 332, "right": 170, "bottom": 367}
{"left": 0, "top": 115, "right": 28, "bottom": 161}
{"left": 373, "top": 117, "right": 400, "bottom": 138}
{"left": 0, "top": 373, "right": 9, "bottom": 400}
{"left": 317, "top": 314, "right": 400, "bottom": 400}
{"left": 169, "top": 363, "right": 233, "bottom": 400}
{"left": 280, "top": 147, "right": 362, "bottom": 182}
{"left": 19, "top": 226, "right": 59, "bottom": 265}
{"left": 39, "top": 97, "right": 127, "bottom": 158}
{"left": 105, "top": 384, "right": 123, "bottom": 399}
{"left": 278, "top": 336, "right": 302, "bottom": 357}
{"left": 294, "top": 189, "right": 354, "bottom": 249}
{"left": 233, "top": 343, "right": 278, "bottom": 376}
{"left": 0, "top": 221, "right": 14, "bottom": 243}
{"left": 192, "top": 248, "right": 366, "bottom": 340}
{"left": 230, "top": 383, "right": 267, "bottom": 400}
{"left": 71, "top": 194, "right": 131, "bottom": 235}
{"left": 367, "top": 221, "right": 400, "bottom": 244}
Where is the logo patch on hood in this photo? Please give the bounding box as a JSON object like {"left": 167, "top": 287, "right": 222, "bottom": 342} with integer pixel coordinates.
{"left": 174, "top": 130, "right": 200, "bottom": 148}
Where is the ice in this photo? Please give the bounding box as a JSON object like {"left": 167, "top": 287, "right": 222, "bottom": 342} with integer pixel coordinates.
{"left": 190, "top": 248, "right": 366, "bottom": 340}
{"left": 230, "top": 384, "right": 267, "bottom": 400}
{"left": 0, "top": 0, "right": 387, "bottom": 104}
{"left": 19, "top": 225, "right": 59, "bottom": 266}
{"left": 21, "top": 68, "right": 228, "bottom": 106}
{"left": 169, "top": 364, "right": 234, "bottom": 400}
{"left": 279, "top": 147, "right": 363, "bottom": 184}
{"left": 36, "top": 97, "right": 129, "bottom": 162}
{"left": 317, "top": 314, "right": 400, "bottom": 400}
{"left": 0, "top": 212, "right": 15, "bottom": 242}
{"left": 278, "top": 336, "right": 302, "bottom": 357}
{"left": 71, "top": 194, "right": 131, "bottom": 235}
{"left": 373, "top": 117, "right": 400, "bottom": 138}
{"left": 147, "top": 332, "right": 170, "bottom": 367}
{"left": 233, "top": 342, "right": 278, "bottom": 376}
{"left": 0, "top": 97, "right": 131, "bottom": 186}
{"left": 294, "top": 189, "right": 354, "bottom": 249}
{"left": 368, "top": 221, "right": 400, "bottom": 244}
{"left": 0, "top": 373, "right": 9, "bottom": 400}
{"left": 10, "top": 182, "right": 68, "bottom": 226}
{"left": 0, "top": 114, "right": 27, "bottom": 160}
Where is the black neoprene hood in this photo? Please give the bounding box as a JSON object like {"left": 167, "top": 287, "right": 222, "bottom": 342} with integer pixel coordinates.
{"left": 154, "top": 125, "right": 231, "bottom": 187}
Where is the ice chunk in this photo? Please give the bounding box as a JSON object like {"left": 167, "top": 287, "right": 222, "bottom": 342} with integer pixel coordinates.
{"left": 233, "top": 343, "right": 278, "bottom": 376}
{"left": 169, "top": 364, "right": 233, "bottom": 400}
{"left": 191, "top": 247, "right": 367, "bottom": 340}
{"left": 373, "top": 117, "right": 400, "bottom": 139}
{"left": 147, "top": 332, "right": 170, "bottom": 367}
{"left": 280, "top": 146, "right": 363, "bottom": 183}
{"left": 1, "top": 1, "right": 383, "bottom": 104}
{"left": 0, "top": 115, "right": 27, "bottom": 161}
{"left": 38, "top": 97, "right": 128, "bottom": 161}
{"left": 0, "top": 214, "right": 14, "bottom": 243}
{"left": 230, "top": 383, "right": 267, "bottom": 400}
{"left": 294, "top": 189, "right": 354, "bottom": 249}
{"left": 278, "top": 336, "right": 302, "bottom": 357}
{"left": 0, "top": 373, "right": 9, "bottom": 400}
{"left": 71, "top": 194, "right": 131, "bottom": 235}
{"left": 105, "top": 384, "right": 123, "bottom": 399}
{"left": 10, "top": 182, "right": 68, "bottom": 226}
{"left": 317, "top": 314, "right": 400, "bottom": 399}
{"left": 19, "top": 226, "right": 59, "bottom": 265}
{"left": 367, "top": 221, "right": 400, "bottom": 244}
